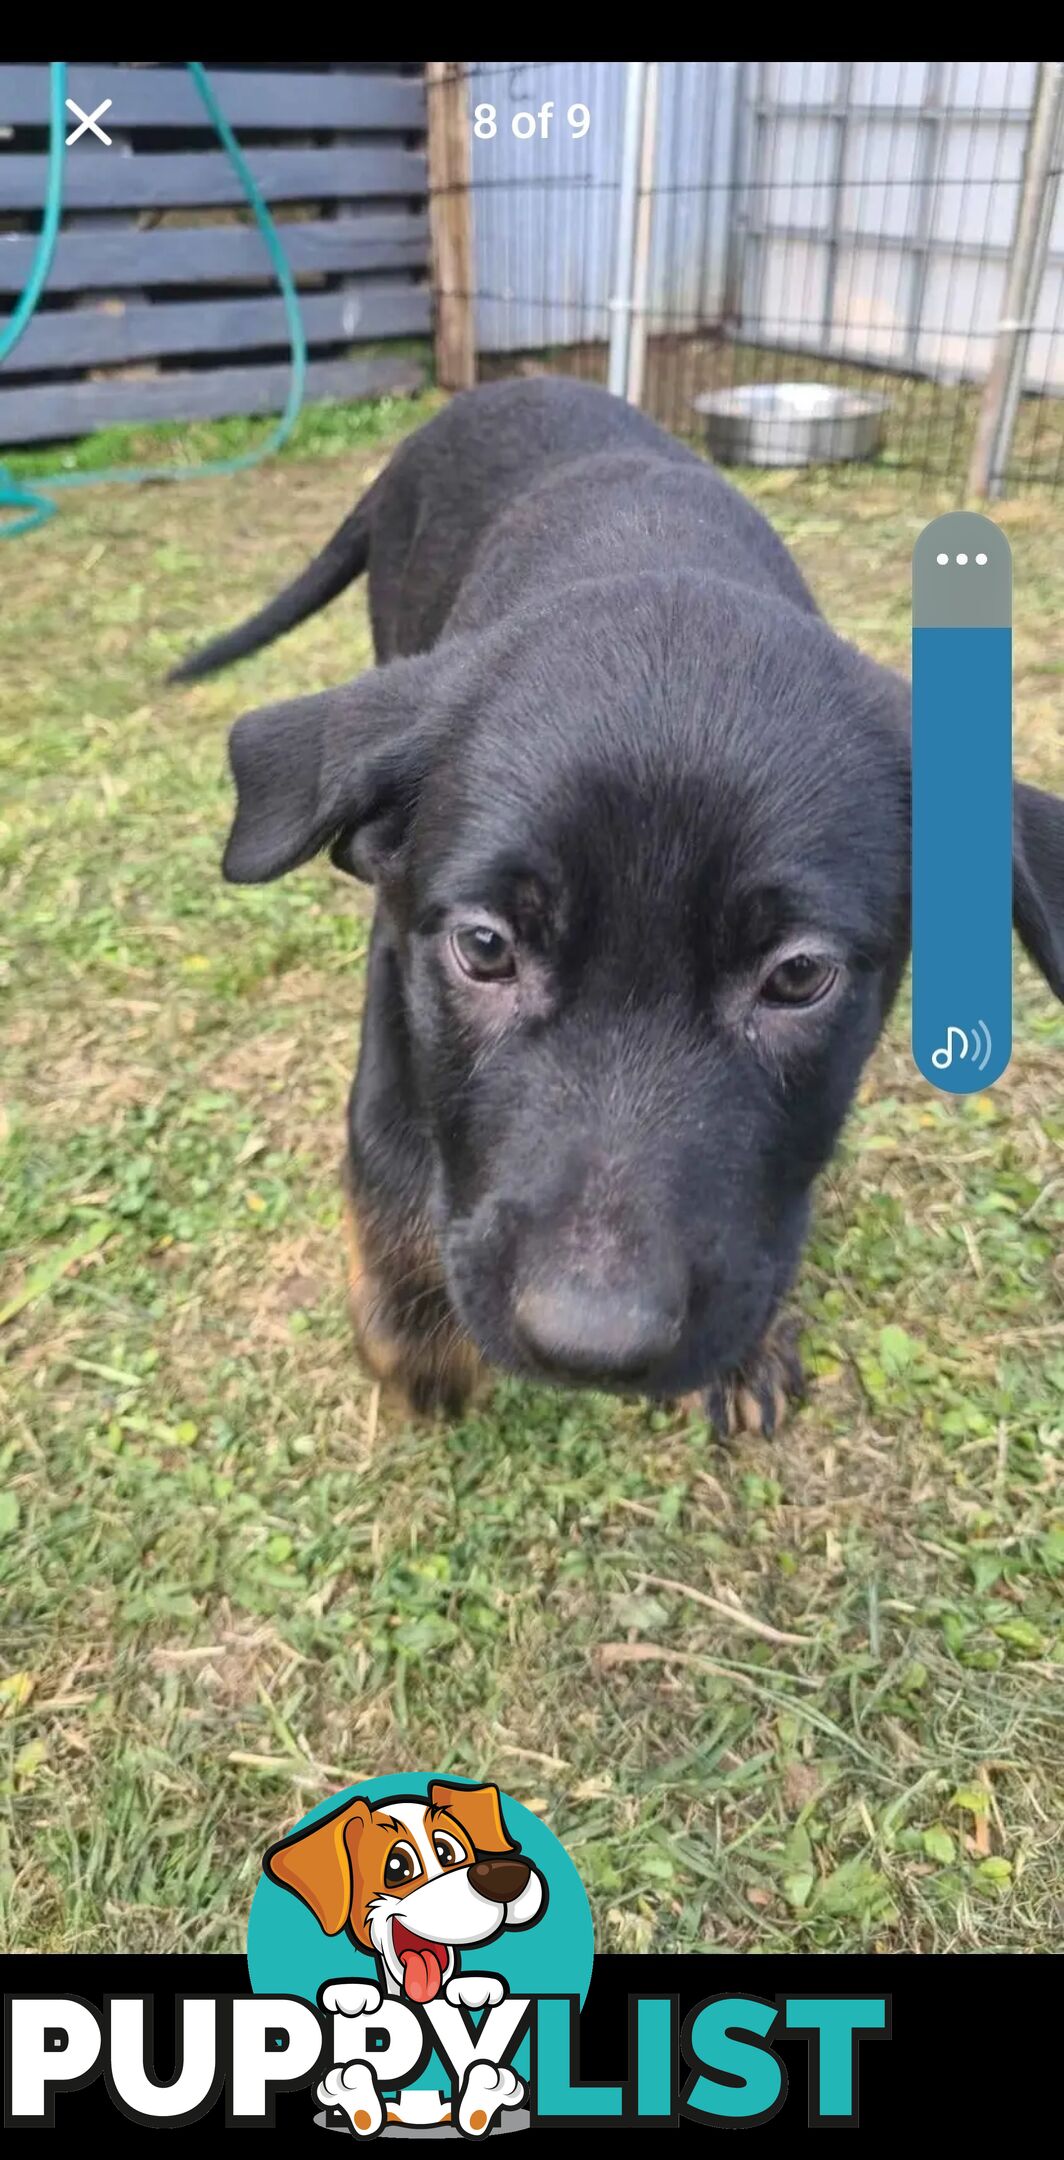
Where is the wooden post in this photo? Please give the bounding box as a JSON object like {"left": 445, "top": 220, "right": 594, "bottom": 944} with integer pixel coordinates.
{"left": 426, "top": 62, "right": 476, "bottom": 390}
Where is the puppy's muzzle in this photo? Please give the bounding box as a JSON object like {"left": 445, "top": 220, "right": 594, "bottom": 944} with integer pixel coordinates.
{"left": 469, "top": 1856, "right": 531, "bottom": 1904}
{"left": 513, "top": 1276, "right": 685, "bottom": 1383}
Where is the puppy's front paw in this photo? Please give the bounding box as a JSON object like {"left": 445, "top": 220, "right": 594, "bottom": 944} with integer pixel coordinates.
{"left": 321, "top": 1980, "right": 383, "bottom": 2020}
{"left": 445, "top": 1972, "right": 506, "bottom": 2010}
{"left": 690, "top": 1317, "right": 805, "bottom": 1441}
{"left": 458, "top": 2060, "right": 524, "bottom": 2136}
{"left": 316, "top": 2060, "right": 384, "bottom": 2137}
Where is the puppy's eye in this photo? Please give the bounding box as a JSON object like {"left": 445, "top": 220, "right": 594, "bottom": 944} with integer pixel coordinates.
{"left": 760, "top": 954, "right": 838, "bottom": 1007}
{"left": 384, "top": 1841, "right": 419, "bottom": 1886}
{"left": 433, "top": 1833, "right": 464, "bottom": 1867}
{"left": 450, "top": 924, "right": 516, "bottom": 983}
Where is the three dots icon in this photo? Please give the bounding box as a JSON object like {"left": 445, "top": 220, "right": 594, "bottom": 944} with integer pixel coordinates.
{"left": 936, "top": 550, "right": 988, "bottom": 565}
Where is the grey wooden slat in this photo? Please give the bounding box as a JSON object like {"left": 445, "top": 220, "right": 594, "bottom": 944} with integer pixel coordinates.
{"left": 0, "top": 63, "right": 425, "bottom": 132}
{"left": 0, "top": 215, "right": 429, "bottom": 293}
{"left": 0, "top": 354, "right": 425, "bottom": 446}
{"left": 0, "top": 146, "right": 426, "bottom": 212}
{"left": 4, "top": 285, "right": 430, "bottom": 372}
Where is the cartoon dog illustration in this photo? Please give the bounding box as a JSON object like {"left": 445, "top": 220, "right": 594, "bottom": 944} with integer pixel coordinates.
{"left": 264, "top": 1781, "right": 545, "bottom": 2134}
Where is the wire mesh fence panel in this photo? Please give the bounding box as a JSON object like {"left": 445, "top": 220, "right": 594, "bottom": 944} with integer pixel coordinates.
{"left": 433, "top": 59, "right": 1064, "bottom": 493}
{"left": 728, "top": 58, "right": 1063, "bottom": 491}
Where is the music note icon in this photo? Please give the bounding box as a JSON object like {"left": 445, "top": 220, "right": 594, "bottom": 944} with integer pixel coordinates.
{"left": 932, "top": 1025, "right": 969, "bottom": 1071}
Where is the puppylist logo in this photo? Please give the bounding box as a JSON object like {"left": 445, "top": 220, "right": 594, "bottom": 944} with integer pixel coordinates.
{"left": 253, "top": 1775, "right": 577, "bottom": 2135}
{"left": 4, "top": 1773, "right": 891, "bottom": 2133}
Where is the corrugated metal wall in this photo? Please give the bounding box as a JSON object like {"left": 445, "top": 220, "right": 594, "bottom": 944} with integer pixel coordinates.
{"left": 469, "top": 61, "right": 625, "bottom": 354}
{"left": 469, "top": 58, "right": 1064, "bottom": 396}
{"left": 733, "top": 59, "right": 1064, "bottom": 394}
{"left": 469, "top": 60, "right": 738, "bottom": 352}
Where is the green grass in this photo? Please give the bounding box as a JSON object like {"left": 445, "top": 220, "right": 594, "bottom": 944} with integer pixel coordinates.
{"left": 2, "top": 394, "right": 1062, "bottom": 1959}
{"left": 0, "top": 369, "right": 438, "bottom": 481}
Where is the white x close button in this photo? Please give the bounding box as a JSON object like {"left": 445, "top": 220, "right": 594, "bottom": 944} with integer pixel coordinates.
{"left": 65, "top": 98, "right": 113, "bottom": 146}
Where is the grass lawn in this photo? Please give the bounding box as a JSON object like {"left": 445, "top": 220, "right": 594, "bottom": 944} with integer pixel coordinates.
{"left": 2, "top": 391, "right": 1062, "bottom": 1960}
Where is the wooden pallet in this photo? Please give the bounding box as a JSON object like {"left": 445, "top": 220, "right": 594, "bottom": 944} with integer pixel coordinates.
{"left": 0, "top": 61, "right": 429, "bottom": 444}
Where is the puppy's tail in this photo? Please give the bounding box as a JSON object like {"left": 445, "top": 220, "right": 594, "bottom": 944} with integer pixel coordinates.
{"left": 168, "top": 486, "right": 377, "bottom": 683}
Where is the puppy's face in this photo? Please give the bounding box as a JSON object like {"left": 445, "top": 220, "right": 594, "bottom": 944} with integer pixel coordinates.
{"left": 264, "top": 1781, "right": 544, "bottom": 2003}
{"left": 389, "top": 586, "right": 911, "bottom": 1394}
{"left": 223, "top": 578, "right": 1064, "bottom": 1398}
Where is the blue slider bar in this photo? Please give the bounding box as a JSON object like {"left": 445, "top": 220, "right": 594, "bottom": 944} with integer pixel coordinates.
{"left": 911, "top": 513, "right": 1012, "bottom": 1093}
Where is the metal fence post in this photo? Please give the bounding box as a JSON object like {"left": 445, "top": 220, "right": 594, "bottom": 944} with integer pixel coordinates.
{"left": 905, "top": 60, "right": 946, "bottom": 370}
{"left": 821, "top": 61, "right": 854, "bottom": 350}
{"left": 721, "top": 61, "right": 753, "bottom": 330}
{"left": 625, "top": 61, "right": 661, "bottom": 407}
{"left": 967, "top": 60, "right": 1064, "bottom": 499}
{"left": 607, "top": 61, "right": 647, "bottom": 398}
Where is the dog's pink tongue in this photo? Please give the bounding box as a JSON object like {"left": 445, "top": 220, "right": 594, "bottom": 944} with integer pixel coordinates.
{"left": 400, "top": 1947, "right": 443, "bottom": 2004}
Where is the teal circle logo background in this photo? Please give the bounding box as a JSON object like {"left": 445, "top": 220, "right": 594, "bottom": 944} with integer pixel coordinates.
{"left": 247, "top": 1773, "right": 595, "bottom": 2013}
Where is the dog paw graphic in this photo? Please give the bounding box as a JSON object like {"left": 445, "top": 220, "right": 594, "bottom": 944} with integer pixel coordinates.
{"left": 685, "top": 1317, "right": 806, "bottom": 1441}
{"left": 321, "top": 1981, "right": 383, "bottom": 2020}
{"left": 444, "top": 1972, "right": 506, "bottom": 2011}
{"left": 458, "top": 2059, "right": 524, "bottom": 2136}
{"left": 316, "top": 2061, "right": 384, "bottom": 2137}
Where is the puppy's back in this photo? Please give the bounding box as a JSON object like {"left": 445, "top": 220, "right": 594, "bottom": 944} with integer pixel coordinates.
{"left": 170, "top": 377, "right": 817, "bottom": 682}
{"left": 372, "top": 379, "right": 817, "bottom": 657}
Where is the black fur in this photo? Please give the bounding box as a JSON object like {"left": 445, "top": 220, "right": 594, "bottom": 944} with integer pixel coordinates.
{"left": 176, "top": 380, "right": 1064, "bottom": 1411}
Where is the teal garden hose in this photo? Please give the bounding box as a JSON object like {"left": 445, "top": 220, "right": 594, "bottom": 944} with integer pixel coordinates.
{"left": 0, "top": 60, "right": 307, "bottom": 536}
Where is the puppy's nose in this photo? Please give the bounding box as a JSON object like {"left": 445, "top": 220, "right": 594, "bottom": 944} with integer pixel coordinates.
{"left": 513, "top": 1280, "right": 684, "bottom": 1381}
{"left": 469, "top": 1857, "right": 531, "bottom": 1905}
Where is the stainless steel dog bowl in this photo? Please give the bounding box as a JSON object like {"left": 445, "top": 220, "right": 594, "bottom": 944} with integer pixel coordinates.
{"left": 693, "top": 381, "right": 889, "bottom": 468}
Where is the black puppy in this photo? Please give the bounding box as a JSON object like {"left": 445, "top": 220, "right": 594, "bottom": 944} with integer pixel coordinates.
{"left": 174, "top": 380, "right": 1064, "bottom": 1432}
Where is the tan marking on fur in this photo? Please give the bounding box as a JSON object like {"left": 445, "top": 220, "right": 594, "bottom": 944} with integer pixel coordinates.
{"left": 736, "top": 1385, "right": 763, "bottom": 1435}
{"left": 678, "top": 1314, "right": 804, "bottom": 1440}
{"left": 342, "top": 1176, "right": 401, "bottom": 1375}
{"left": 340, "top": 1152, "right": 484, "bottom": 1416}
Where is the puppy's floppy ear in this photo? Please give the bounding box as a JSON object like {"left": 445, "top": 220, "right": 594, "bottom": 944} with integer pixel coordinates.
{"left": 263, "top": 1797, "right": 371, "bottom": 1935}
{"left": 1014, "top": 781, "right": 1064, "bottom": 1001}
{"left": 222, "top": 651, "right": 443, "bottom": 886}
{"left": 429, "top": 1781, "right": 516, "bottom": 1857}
